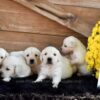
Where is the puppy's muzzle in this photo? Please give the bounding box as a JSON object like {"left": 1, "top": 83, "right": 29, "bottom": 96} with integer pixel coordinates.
{"left": 30, "top": 59, "right": 34, "bottom": 64}
{"left": 47, "top": 57, "right": 52, "bottom": 64}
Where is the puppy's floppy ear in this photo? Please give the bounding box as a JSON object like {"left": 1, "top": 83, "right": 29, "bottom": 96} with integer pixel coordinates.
{"left": 37, "top": 50, "right": 41, "bottom": 57}
{"left": 23, "top": 50, "right": 28, "bottom": 58}
{"left": 23, "top": 51, "right": 26, "bottom": 57}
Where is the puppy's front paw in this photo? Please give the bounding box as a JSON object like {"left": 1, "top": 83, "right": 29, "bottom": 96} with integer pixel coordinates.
{"left": 3, "top": 78, "right": 11, "bottom": 82}
{"left": 33, "top": 79, "right": 42, "bottom": 83}
{"left": 52, "top": 83, "right": 58, "bottom": 88}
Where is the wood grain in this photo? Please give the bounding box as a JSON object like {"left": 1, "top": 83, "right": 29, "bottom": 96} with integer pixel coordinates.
{"left": 48, "top": 0, "right": 100, "bottom": 9}
{"left": 0, "top": 0, "right": 99, "bottom": 37}
{"left": 12, "top": 0, "right": 92, "bottom": 37}
{"left": 0, "top": 31, "right": 87, "bottom": 51}
{"left": 0, "top": 0, "right": 83, "bottom": 37}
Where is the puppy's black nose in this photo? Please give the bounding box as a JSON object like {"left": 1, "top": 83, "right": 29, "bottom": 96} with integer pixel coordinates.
{"left": 30, "top": 59, "right": 34, "bottom": 64}
{"left": 47, "top": 57, "right": 52, "bottom": 64}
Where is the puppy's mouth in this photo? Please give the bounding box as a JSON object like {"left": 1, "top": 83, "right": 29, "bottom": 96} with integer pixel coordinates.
{"left": 47, "top": 62, "right": 52, "bottom": 65}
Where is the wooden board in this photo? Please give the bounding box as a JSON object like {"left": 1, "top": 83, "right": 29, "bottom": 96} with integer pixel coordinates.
{"left": 12, "top": 0, "right": 100, "bottom": 37}
{"left": 0, "top": 0, "right": 99, "bottom": 37}
{"left": 49, "top": 0, "right": 100, "bottom": 9}
{"left": 0, "top": 31, "right": 87, "bottom": 51}
{"left": 0, "top": 0, "right": 80, "bottom": 37}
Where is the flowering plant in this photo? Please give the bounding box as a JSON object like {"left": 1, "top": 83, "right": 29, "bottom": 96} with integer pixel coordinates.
{"left": 85, "top": 21, "right": 100, "bottom": 79}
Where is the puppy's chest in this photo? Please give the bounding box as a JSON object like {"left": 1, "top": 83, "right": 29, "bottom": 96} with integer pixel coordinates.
{"left": 43, "top": 67, "right": 56, "bottom": 77}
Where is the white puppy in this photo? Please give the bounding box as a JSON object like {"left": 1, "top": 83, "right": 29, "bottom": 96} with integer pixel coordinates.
{"left": 61, "top": 36, "right": 90, "bottom": 75}
{"left": 34, "top": 46, "right": 73, "bottom": 88}
{"left": 1, "top": 56, "right": 31, "bottom": 82}
{"left": 0, "top": 48, "right": 9, "bottom": 65}
{"left": 23, "top": 47, "right": 41, "bottom": 74}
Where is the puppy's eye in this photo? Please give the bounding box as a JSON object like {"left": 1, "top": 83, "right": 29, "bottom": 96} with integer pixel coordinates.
{"left": 1, "top": 56, "right": 3, "bottom": 59}
{"left": 26, "top": 54, "right": 29, "bottom": 57}
{"left": 44, "top": 53, "right": 47, "bottom": 55}
{"left": 64, "top": 45, "right": 67, "bottom": 47}
{"left": 53, "top": 53, "right": 56, "bottom": 56}
{"left": 6, "top": 68, "right": 10, "bottom": 71}
{"left": 35, "top": 54, "right": 38, "bottom": 57}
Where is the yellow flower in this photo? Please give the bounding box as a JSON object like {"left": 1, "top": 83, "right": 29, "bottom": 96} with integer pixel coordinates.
{"left": 88, "top": 37, "right": 94, "bottom": 46}
{"left": 85, "top": 21, "right": 100, "bottom": 79}
{"left": 95, "top": 64, "right": 100, "bottom": 71}
{"left": 98, "top": 21, "right": 100, "bottom": 25}
{"left": 85, "top": 52, "right": 93, "bottom": 63}
{"left": 95, "top": 71, "right": 99, "bottom": 79}
{"left": 94, "top": 36, "right": 100, "bottom": 42}
{"left": 87, "top": 65, "right": 93, "bottom": 71}
{"left": 98, "top": 25, "right": 100, "bottom": 33}
{"left": 92, "top": 27, "right": 98, "bottom": 37}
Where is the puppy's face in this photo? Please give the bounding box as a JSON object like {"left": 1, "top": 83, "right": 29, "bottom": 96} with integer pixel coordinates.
{"left": 40, "top": 46, "right": 61, "bottom": 65}
{"left": 61, "top": 36, "right": 77, "bottom": 54}
{"left": 0, "top": 57, "right": 15, "bottom": 78}
{"left": 24, "top": 47, "right": 41, "bottom": 66}
{"left": 0, "top": 48, "right": 9, "bottom": 65}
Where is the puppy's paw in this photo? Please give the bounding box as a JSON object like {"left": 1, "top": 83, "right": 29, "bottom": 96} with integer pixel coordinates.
{"left": 3, "top": 77, "right": 11, "bottom": 82}
{"left": 52, "top": 83, "right": 58, "bottom": 88}
{"left": 33, "top": 80, "right": 42, "bottom": 83}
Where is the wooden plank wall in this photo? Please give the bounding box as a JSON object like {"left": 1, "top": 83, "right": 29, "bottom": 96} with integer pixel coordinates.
{"left": 0, "top": 0, "right": 88, "bottom": 51}
{"left": 13, "top": 0, "right": 100, "bottom": 37}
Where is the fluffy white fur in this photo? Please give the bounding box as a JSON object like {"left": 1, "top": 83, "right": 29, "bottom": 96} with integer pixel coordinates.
{"left": 10, "top": 51, "right": 24, "bottom": 57}
{"left": 61, "top": 36, "right": 90, "bottom": 75}
{"left": 23, "top": 47, "right": 41, "bottom": 74}
{"left": 34, "top": 46, "right": 73, "bottom": 88}
{"left": 0, "top": 48, "right": 9, "bottom": 65}
{"left": 1, "top": 56, "right": 31, "bottom": 82}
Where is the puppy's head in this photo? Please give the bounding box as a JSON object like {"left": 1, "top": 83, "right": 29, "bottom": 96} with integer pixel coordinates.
{"left": 23, "top": 47, "right": 41, "bottom": 66}
{"left": 0, "top": 48, "right": 9, "bottom": 65}
{"left": 61, "top": 36, "right": 77, "bottom": 54}
{"left": 40, "top": 46, "right": 61, "bottom": 65}
{"left": 0, "top": 56, "right": 16, "bottom": 78}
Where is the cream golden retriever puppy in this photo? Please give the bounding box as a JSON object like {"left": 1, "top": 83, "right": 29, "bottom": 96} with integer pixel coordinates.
{"left": 10, "top": 47, "right": 41, "bottom": 74}
{"left": 0, "top": 55, "right": 31, "bottom": 82}
{"left": 0, "top": 48, "right": 9, "bottom": 65}
{"left": 61, "top": 36, "right": 90, "bottom": 76}
{"left": 34, "top": 46, "right": 73, "bottom": 88}
{"left": 23, "top": 47, "right": 41, "bottom": 74}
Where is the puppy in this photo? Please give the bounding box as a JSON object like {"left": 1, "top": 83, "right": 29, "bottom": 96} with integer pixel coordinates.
{"left": 0, "top": 48, "right": 9, "bottom": 65}
{"left": 23, "top": 47, "right": 41, "bottom": 74}
{"left": 34, "top": 46, "right": 73, "bottom": 88}
{"left": 61, "top": 36, "right": 90, "bottom": 75}
{"left": 0, "top": 55, "right": 31, "bottom": 82}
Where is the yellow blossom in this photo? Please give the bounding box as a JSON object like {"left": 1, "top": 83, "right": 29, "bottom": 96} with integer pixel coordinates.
{"left": 85, "top": 21, "right": 100, "bottom": 79}
{"left": 95, "top": 71, "right": 99, "bottom": 79}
